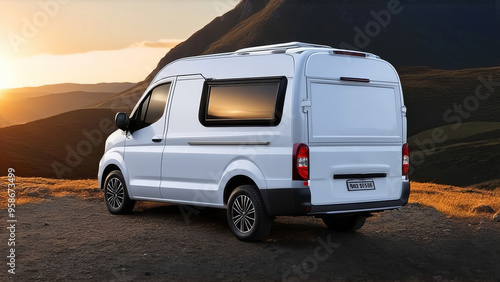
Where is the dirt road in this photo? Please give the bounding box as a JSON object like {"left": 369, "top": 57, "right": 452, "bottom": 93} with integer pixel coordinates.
{"left": 1, "top": 196, "right": 499, "bottom": 281}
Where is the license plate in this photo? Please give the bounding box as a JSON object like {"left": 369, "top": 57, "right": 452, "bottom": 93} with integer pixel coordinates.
{"left": 347, "top": 180, "right": 375, "bottom": 191}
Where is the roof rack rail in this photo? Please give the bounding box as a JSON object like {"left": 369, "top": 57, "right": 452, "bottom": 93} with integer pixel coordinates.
{"left": 236, "top": 42, "right": 332, "bottom": 53}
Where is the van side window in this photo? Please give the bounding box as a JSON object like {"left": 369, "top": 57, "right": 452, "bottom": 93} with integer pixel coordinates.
{"left": 131, "top": 83, "right": 171, "bottom": 131}
{"left": 199, "top": 77, "right": 287, "bottom": 126}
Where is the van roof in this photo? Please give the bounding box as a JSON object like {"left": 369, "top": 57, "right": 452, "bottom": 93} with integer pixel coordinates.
{"left": 152, "top": 42, "right": 387, "bottom": 84}
{"left": 167, "top": 42, "right": 380, "bottom": 62}
{"left": 236, "top": 42, "right": 380, "bottom": 58}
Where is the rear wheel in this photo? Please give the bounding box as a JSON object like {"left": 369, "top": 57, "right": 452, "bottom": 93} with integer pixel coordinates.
{"left": 104, "top": 170, "right": 135, "bottom": 215}
{"left": 322, "top": 214, "right": 366, "bottom": 232}
{"left": 227, "top": 185, "right": 272, "bottom": 242}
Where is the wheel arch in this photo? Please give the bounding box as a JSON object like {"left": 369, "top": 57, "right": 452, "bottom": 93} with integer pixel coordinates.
{"left": 99, "top": 150, "right": 128, "bottom": 190}
{"left": 101, "top": 164, "right": 121, "bottom": 191}
{"left": 223, "top": 175, "right": 258, "bottom": 205}
{"left": 220, "top": 159, "right": 267, "bottom": 205}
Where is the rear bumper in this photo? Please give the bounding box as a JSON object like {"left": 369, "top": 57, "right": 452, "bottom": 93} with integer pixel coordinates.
{"left": 261, "top": 181, "right": 410, "bottom": 216}
{"left": 260, "top": 188, "right": 312, "bottom": 216}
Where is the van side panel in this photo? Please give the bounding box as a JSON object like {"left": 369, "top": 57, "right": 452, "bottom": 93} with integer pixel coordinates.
{"left": 160, "top": 75, "right": 294, "bottom": 206}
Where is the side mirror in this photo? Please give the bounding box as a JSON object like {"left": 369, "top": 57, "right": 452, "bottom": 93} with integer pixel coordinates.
{"left": 115, "top": 112, "right": 130, "bottom": 131}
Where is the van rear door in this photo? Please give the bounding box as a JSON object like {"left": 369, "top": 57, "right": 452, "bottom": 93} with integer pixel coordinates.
{"left": 305, "top": 53, "right": 405, "bottom": 207}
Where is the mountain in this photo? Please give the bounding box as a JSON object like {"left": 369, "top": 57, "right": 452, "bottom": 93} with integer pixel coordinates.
{"left": 0, "top": 91, "right": 117, "bottom": 128}
{"left": 0, "top": 82, "right": 135, "bottom": 128}
{"left": 2, "top": 82, "right": 135, "bottom": 99}
{"left": 103, "top": 0, "right": 500, "bottom": 110}
{"left": 399, "top": 66, "right": 500, "bottom": 136}
{"left": 0, "top": 109, "right": 116, "bottom": 179}
{"left": 152, "top": 0, "right": 500, "bottom": 77}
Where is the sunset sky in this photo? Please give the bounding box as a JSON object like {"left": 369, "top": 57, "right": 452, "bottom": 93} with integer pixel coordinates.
{"left": 0, "top": 0, "right": 239, "bottom": 89}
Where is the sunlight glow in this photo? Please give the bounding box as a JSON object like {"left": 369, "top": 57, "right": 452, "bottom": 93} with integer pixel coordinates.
{"left": 0, "top": 54, "right": 13, "bottom": 90}
{"left": 2, "top": 44, "right": 178, "bottom": 89}
{"left": 0, "top": 1, "right": 238, "bottom": 88}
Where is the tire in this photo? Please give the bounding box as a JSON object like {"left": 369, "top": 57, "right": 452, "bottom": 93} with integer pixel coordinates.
{"left": 227, "top": 185, "right": 272, "bottom": 242}
{"left": 322, "top": 214, "right": 366, "bottom": 232}
{"left": 104, "top": 170, "right": 135, "bottom": 215}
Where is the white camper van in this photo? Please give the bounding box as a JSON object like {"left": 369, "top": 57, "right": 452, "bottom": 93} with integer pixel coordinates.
{"left": 98, "top": 42, "right": 410, "bottom": 241}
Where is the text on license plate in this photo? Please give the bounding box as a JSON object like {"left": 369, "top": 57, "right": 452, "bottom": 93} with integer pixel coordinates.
{"left": 347, "top": 180, "right": 375, "bottom": 191}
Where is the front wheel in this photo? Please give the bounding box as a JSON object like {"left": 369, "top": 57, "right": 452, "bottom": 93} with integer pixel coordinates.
{"left": 104, "top": 170, "right": 135, "bottom": 215}
{"left": 322, "top": 214, "right": 366, "bottom": 232}
{"left": 227, "top": 185, "right": 272, "bottom": 242}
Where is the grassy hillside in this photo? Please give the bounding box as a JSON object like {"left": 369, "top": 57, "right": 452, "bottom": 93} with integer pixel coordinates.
{"left": 1, "top": 82, "right": 135, "bottom": 99}
{"left": 409, "top": 122, "right": 500, "bottom": 143}
{"left": 399, "top": 66, "right": 500, "bottom": 136}
{"left": 0, "top": 82, "right": 135, "bottom": 128}
{"left": 0, "top": 109, "right": 116, "bottom": 179}
{"left": 409, "top": 122, "right": 500, "bottom": 186}
{"left": 0, "top": 91, "right": 116, "bottom": 128}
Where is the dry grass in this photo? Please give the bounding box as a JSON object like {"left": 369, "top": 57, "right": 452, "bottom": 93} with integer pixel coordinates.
{"left": 0, "top": 177, "right": 100, "bottom": 206}
{"left": 410, "top": 182, "right": 500, "bottom": 218}
{"left": 2, "top": 177, "right": 499, "bottom": 219}
{"left": 0, "top": 177, "right": 166, "bottom": 212}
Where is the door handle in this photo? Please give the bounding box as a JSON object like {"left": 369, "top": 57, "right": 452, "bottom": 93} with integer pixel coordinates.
{"left": 152, "top": 136, "right": 163, "bottom": 143}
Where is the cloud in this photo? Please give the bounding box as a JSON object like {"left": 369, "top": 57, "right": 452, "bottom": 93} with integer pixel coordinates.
{"left": 131, "top": 39, "right": 184, "bottom": 49}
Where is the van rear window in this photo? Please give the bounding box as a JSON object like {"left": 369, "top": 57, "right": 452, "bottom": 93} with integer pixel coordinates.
{"left": 199, "top": 77, "right": 287, "bottom": 126}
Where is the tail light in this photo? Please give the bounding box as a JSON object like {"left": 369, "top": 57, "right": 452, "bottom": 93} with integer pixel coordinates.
{"left": 293, "top": 143, "right": 309, "bottom": 181}
{"left": 402, "top": 143, "right": 409, "bottom": 178}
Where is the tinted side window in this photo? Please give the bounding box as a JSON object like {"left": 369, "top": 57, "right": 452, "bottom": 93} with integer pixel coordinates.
{"left": 131, "top": 83, "right": 171, "bottom": 131}
{"left": 145, "top": 84, "right": 171, "bottom": 124}
{"left": 139, "top": 95, "right": 151, "bottom": 122}
{"left": 199, "top": 77, "right": 287, "bottom": 126}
